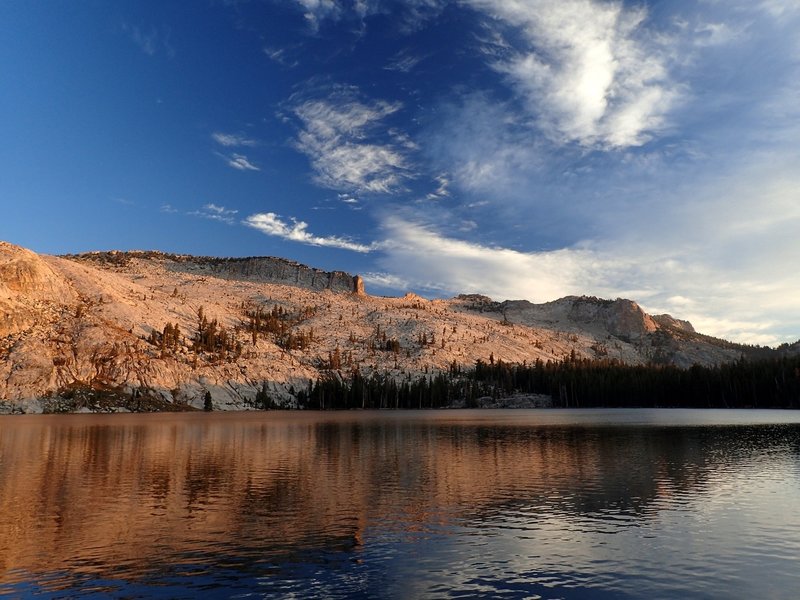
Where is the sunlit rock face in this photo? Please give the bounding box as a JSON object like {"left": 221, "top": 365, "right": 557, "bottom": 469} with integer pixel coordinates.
{"left": 0, "top": 241, "right": 754, "bottom": 410}
{"left": 353, "top": 275, "right": 365, "bottom": 296}
{"left": 0, "top": 241, "right": 74, "bottom": 299}
{"left": 0, "top": 242, "right": 77, "bottom": 338}
{"left": 499, "top": 296, "right": 661, "bottom": 341}
{"left": 166, "top": 255, "right": 358, "bottom": 293}
{"left": 604, "top": 299, "right": 659, "bottom": 339}
{"left": 653, "top": 314, "right": 695, "bottom": 333}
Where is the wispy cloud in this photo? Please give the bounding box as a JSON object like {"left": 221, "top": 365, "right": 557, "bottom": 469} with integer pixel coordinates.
{"left": 425, "top": 92, "right": 547, "bottom": 196}
{"left": 291, "top": 88, "right": 412, "bottom": 193}
{"left": 384, "top": 49, "right": 424, "bottom": 72}
{"left": 160, "top": 204, "right": 178, "bottom": 213}
{"left": 361, "top": 271, "right": 410, "bottom": 290}
{"left": 425, "top": 174, "right": 451, "bottom": 200}
{"left": 244, "top": 212, "right": 376, "bottom": 253}
{"left": 211, "top": 131, "right": 260, "bottom": 171}
{"left": 216, "top": 152, "right": 260, "bottom": 171}
{"left": 466, "top": 0, "right": 678, "bottom": 149}
{"left": 125, "top": 24, "right": 156, "bottom": 55}
{"left": 123, "top": 23, "right": 174, "bottom": 58}
{"left": 378, "top": 216, "right": 599, "bottom": 301}
{"left": 291, "top": 0, "right": 340, "bottom": 30}
{"left": 211, "top": 132, "right": 257, "bottom": 147}
{"left": 290, "top": 0, "right": 446, "bottom": 32}
{"left": 338, "top": 193, "right": 362, "bottom": 209}
{"left": 264, "top": 46, "right": 300, "bottom": 68}
{"left": 757, "top": 0, "right": 800, "bottom": 18}
{"left": 693, "top": 22, "right": 740, "bottom": 47}
{"left": 189, "top": 203, "right": 239, "bottom": 224}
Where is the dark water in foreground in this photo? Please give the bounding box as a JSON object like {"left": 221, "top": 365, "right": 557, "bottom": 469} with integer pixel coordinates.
{"left": 1, "top": 409, "right": 799, "bottom": 599}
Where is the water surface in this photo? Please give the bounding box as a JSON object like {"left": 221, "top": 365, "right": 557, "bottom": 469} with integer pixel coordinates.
{"left": 1, "top": 409, "right": 799, "bottom": 598}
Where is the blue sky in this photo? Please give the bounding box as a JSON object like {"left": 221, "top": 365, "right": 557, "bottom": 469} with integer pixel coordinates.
{"left": 2, "top": 1, "right": 799, "bottom": 345}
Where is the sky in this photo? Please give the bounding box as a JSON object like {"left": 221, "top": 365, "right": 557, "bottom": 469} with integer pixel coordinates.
{"left": 2, "top": 1, "right": 799, "bottom": 345}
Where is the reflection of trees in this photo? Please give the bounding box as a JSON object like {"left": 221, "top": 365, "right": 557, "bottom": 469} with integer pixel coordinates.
{"left": 0, "top": 414, "right": 797, "bottom": 586}
{"left": 307, "top": 421, "right": 800, "bottom": 527}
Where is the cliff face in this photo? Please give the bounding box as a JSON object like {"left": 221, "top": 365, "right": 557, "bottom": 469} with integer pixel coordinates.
{"left": 69, "top": 251, "right": 360, "bottom": 293}
{"left": 652, "top": 314, "right": 696, "bottom": 333}
{"left": 499, "top": 296, "right": 658, "bottom": 340}
{"left": 0, "top": 242, "right": 76, "bottom": 338}
{"left": 169, "top": 256, "right": 358, "bottom": 293}
{"left": 0, "top": 242, "right": 764, "bottom": 412}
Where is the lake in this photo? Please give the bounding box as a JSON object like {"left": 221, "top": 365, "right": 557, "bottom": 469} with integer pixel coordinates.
{"left": 1, "top": 409, "right": 799, "bottom": 599}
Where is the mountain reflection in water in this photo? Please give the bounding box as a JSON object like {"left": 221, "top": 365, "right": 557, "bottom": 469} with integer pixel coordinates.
{"left": 1, "top": 410, "right": 799, "bottom": 598}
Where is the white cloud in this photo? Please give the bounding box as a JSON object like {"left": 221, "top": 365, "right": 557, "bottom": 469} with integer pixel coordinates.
{"left": 466, "top": 0, "right": 677, "bottom": 148}
{"left": 219, "top": 153, "right": 260, "bottom": 171}
{"left": 294, "top": 0, "right": 340, "bottom": 30}
{"left": 205, "top": 203, "right": 236, "bottom": 215}
{"left": 425, "top": 174, "right": 450, "bottom": 200}
{"left": 694, "top": 22, "right": 739, "bottom": 47}
{"left": 290, "top": 0, "right": 445, "bottom": 31}
{"left": 458, "top": 219, "right": 478, "bottom": 232}
{"left": 244, "top": 212, "right": 376, "bottom": 253}
{"left": 212, "top": 133, "right": 260, "bottom": 171}
{"left": 264, "top": 47, "right": 300, "bottom": 68}
{"left": 338, "top": 193, "right": 360, "bottom": 205}
{"left": 361, "top": 271, "right": 410, "bottom": 290}
{"left": 211, "top": 132, "right": 257, "bottom": 147}
{"left": 292, "top": 90, "right": 411, "bottom": 193}
{"left": 160, "top": 204, "right": 178, "bottom": 213}
{"left": 189, "top": 203, "right": 239, "bottom": 225}
{"left": 385, "top": 50, "right": 423, "bottom": 72}
{"left": 378, "top": 216, "right": 599, "bottom": 300}
{"left": 757, "top": 0, "right": 800, "bottom": 18}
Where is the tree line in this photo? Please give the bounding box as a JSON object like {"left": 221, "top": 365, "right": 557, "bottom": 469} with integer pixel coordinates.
{"left": 288, "top": 354, "right": 800, "bottom": 410}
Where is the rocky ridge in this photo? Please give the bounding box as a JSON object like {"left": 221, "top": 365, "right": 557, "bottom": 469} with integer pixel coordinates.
{"left": 0, "top": 241, "right": 784, "bottom": 413}
{"left": 68, "top": 250, "right": 362, "bottom": 293}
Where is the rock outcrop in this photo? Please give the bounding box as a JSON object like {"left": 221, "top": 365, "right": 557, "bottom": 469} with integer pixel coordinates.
{"left": 68, "top": 251, "right": 360, "bottom": 293}
{"left": 601, "top": 298, "right": 658, "bottom": 340}
{"left": 0, "top": 242, "right": 77, "bottom": 338}
{"left": 353, "top": 275, "right": 365, "bottom": 296}
{"left": 0, "top": 241, "right": 73, "bottom": 299}
{"left": 172, "top": 256, "right": 358, "bottom": 293}
{"left": 498, "top": 296, "right": 659, "bottom": 341}
{"left": 653, "top": 314, "right": 696, "bottom": 333}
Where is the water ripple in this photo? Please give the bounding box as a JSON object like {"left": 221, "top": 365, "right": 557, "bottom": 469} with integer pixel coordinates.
{"left": 1, "top": 411, "right": 799, "bottom": 598}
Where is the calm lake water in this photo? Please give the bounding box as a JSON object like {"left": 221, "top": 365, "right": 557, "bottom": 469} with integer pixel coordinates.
{"left": 1, "top": 409, "right": 799, "bottom": 599}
